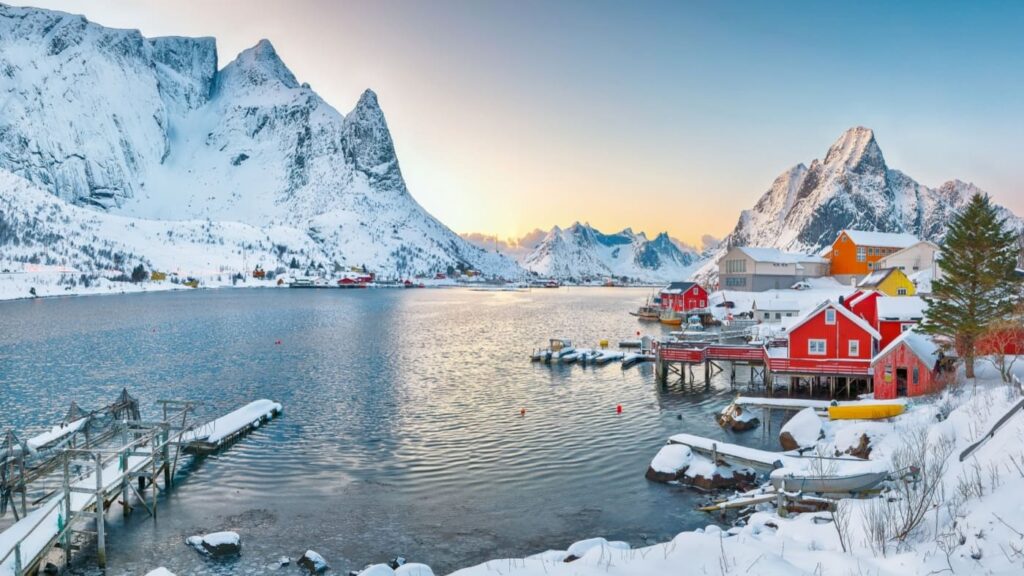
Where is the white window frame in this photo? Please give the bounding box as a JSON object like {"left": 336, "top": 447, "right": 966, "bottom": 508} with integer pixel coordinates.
{"left": 848, "top": 339, "right": 860, "bottom": 357}
{"left": 808, "top": 339, "right": 827, "bottom": 355}
{"left": 825, "top": 308, "right": 836, "bottom": 325}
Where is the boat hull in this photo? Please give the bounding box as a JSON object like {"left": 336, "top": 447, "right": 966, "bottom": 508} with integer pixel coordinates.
{"left": 827, "top": 404, "right": 905, "bottom": 420}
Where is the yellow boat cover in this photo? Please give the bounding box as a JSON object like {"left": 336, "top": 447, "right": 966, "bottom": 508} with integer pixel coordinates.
{"left": 828, "top": 403, "right": 905, "bottom": 420}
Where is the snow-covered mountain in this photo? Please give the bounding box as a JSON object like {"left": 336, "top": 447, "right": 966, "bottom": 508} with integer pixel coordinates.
{"left": 0, "top": 4, "right": 520, "bottom": 278}
{"left": 521, "top": 223, "right": 700, "bottom": 282}
{"left": 694, "top": 126, "right": 1023, "bottom": 282}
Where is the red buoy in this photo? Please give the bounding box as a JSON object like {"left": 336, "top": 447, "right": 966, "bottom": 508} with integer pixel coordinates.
{"left": 275, "top": 339, "right": 282, "bottom": 345}
{"left": 520, "top": 408, "right": 526, "bottom": 417}
{"left": 616, "top": 404, "right": 623, "bottom": 414}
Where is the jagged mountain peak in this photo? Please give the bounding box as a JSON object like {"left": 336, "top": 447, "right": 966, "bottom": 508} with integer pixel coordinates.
{"left": 821, "top": 126, "right": 885, "bottom": 173}
{"left": 220, "top": 38, "right": 299, "bottom": 90}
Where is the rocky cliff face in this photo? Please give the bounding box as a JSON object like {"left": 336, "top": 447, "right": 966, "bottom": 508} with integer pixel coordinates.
{"left": 0, "top": 4, "right": 520, "bottom": 277}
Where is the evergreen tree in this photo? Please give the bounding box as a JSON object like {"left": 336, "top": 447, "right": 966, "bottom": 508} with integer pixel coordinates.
{"left": 130, "top": 264, "right": 148, "bottom": 283}
{"left": 921, "top": 193, "right": 1022, "bottom": 378}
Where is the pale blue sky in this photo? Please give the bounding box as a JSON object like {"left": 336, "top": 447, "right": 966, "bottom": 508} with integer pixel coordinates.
{"left": 15, "top": 0, "right": 1024, "bottom": 243}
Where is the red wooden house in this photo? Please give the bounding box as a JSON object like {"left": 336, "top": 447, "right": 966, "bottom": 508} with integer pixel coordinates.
{"left": 843, "top": 290, "right": 881, "bottom": 328}
{"left": 871, "top": 329, "right": 949, "bottom": 398}
{"left": 767, "top": 300, "right": 881, "bottom": 377}
{"left": 659, "top": 282, "right": 709, "bottom": 313}
{"left": 875, "top": 296, "right": 927, "bottom": 349}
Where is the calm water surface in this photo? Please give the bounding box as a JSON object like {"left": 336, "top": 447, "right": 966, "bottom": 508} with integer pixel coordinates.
{"left": 0, "top": 288, "right": 779, "bottom": 574}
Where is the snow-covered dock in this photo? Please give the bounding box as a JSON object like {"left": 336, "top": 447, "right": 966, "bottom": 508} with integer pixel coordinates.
{"left": 0, "top": 396, "right": 283, "bottom": 576}
{"left": 180, "top": 399, "right": 283, "bottom": 453}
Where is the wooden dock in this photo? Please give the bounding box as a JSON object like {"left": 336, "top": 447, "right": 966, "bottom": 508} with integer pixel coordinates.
{"left": 0, "top": 392, "right": 282, "bottom": 576}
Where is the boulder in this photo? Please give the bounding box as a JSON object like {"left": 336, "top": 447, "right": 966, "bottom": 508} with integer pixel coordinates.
{"left": 298, "top": 550, "right": 330, "bottom": 574}
{"left": 843, "top": 433, "right": 872, "bottom": 459}
{"left": 681, "top": 454, "right": 757, "bottom": 491}
{"left": 395, "top": 564, "right": 435, "bottom": 576}
{"left": 387, "top": 556, "right": 407, "bottom": 569}
{"left": 186, "top": 532, "right": 241, "bottom": 557}
{"left": 645, "top": 444, "right": 692, "bottom": 482}
{"left": 779, "top": 407, "right": 822, "bottom": 451}
{"left": 716, "top": 404, "right": 760, "bottom": 432}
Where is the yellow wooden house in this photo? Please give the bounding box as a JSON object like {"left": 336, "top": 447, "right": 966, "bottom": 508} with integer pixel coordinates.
{"left": 857, "top": 267, "right": 916, "bottom": 296}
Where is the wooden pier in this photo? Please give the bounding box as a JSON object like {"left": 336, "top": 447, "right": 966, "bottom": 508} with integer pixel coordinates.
{"left": 0, "top": 391, "right": 282, "bottom": 576}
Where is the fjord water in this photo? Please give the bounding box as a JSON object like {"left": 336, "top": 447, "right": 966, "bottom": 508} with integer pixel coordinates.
{"left": 0, "top": 288, "right": 778, "bottom": 574}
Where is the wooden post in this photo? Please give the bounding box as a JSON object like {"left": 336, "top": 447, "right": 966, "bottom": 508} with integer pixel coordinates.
{"left": 63, "top": 455, "right": 72, "bottom": 566}
{"left": 704, "top": 360, "right": 711, "bottom": 385}
{"left": 95, "top": 453, "right": 106, "bottom": 569}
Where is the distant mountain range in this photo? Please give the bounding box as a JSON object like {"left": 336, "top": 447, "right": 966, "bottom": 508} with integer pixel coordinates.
{"left": 693, "top": 126, "right": 1023, "bottom": 283}
{"left": 0, "top": 4, "right": 519, "bottom": 279}
{"left": 463, "top": 224, "right": 706, "bottom": 282}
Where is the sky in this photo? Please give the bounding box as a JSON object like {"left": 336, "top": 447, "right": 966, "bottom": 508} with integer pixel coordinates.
{"left": 14, "top": 0, "right": 1024, "bottom": 245}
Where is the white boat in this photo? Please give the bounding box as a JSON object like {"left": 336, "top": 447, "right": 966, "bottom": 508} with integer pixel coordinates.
{"left": 531, "top": 338, "right": 576, "bottom": 364}
{"left": 621, "top": 352, "right": 654, "bottom": 369}
{"left": 769, "top": 470, "right": 889, "bottom": 494}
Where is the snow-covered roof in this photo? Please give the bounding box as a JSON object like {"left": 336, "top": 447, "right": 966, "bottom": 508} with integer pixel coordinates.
{"left": 754, "top": 299, "right": 800, "bottom": 311}
{"left": 876, "top": 296, "right": 927, "bottom": 321}
{"left": 735, "top": 247, "right": 827, "bottom": 264}
{"left": 661, "top": 281, "right": 697, "bottom": 294}
{"left": 840, "top": 230, "right": 920, "bottom": 249}
{"left": 788, "top": 299, "right": 882, "bottom": 341}
{"left": 858, "top": 268, "right": 904, "bottom": 288}
{"left": 879, "top": 240, "right": 941, "bottom": 261}
{"left": 871, "top": 328, "right": 942, "bottom": 366}
{"left": 847, "top": 289, "right": 879, "bottom": 308}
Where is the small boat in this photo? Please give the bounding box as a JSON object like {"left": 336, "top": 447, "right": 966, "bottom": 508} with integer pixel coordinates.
{"left": 769, "top": 470, "right": 889, "bottom": 494}
{"left": 659, "top": 309, "right": 683, "bottom": 326}
{"left": 630, "top": 301, "right": 661, "bottom": 321}
{"left": 621, "top": 352, "right": 654, "bottom": 369}
{"left": 827, "top": 403, "right": 905, "bottom": 420}
{"left": 403, "top": 280, "right": 426, "bottom": 289}
{"left": 673, "top": 315, "right": 715, "bottom": 341}
{"left": 531, "top": 338, "right": 576, "bottom": 364}
{"left": 595, "top": 351, "right": 624, "bottom": 365}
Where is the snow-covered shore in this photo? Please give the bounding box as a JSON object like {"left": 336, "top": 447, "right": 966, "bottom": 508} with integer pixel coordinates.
{"left": 444, "top": 364, "right": 1024, "bottom": 576}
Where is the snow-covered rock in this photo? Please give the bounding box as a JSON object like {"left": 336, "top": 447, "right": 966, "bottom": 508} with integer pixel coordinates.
{"left": 645, "top": 444, "right": 692, "bottom": 482}
{"left": 186, "top": 531, "right": 241, "bottom": 557}
{"left": 694, "top": 127, "right": 1022, "bottom": 284}
{"left": 0, "top": 4, "right": 522, "bottom": 279}
{"left": 357, "top": 564, "right": 396, "bottom": 576}
{"left": 297, "top": 549, "right": 329, "bottom": 574}
{"left": 778, "top": 407, "right": 822, "bottom": 451}
{"left": 522, "top": 223, "right": 701, "bottom": 282}
{"left": 144, "top": 569, "right": 176, "bottom": 576}
{"left": 394, "top": 563, "right": 435, "bottom": 576}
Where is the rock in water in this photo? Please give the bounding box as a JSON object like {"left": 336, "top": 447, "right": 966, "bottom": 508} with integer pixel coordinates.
{"left": 298, "top": 550, "right": 330, "bottom": 574}
{"left": 357, "top": 565, "right": 397, "bottom": 576}
{"left": 716, "top": 404, "right": 760, "bottom": 432}
{"left": 394, "top": 564, "right": 435, "bottom": 576}
{"left": 645, "top": 444, "right": 692, "bottom": 482}
{"left": 186, "top": 531, "right": 241, "bottom": 557}
{"left": 779, "top": 407, "right": 822, "bottom": 451}
{"left": 388, "top": 556, "right": 407, "bottom": 569}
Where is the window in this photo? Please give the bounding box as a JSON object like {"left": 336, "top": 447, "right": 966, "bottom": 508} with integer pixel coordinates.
{"left": 808, "top": 339, "right": 827, "bottom": 355}
{"left": 763, "top": 312, "right": 771, "bottom": 320}
{"left": 901, "top": 324, "right": 911, "bottom": 332}
{"left": 897, "top": 287, "right": 907, "bottom": 296}
{"left": 867, "top": 261, "right": 874, "bottom": 269}
{"left": 724, "top": 259, "right": 746, "bottom": 273}
{"left": 692, "top": 287, "right": 699, "bottom": 295}
{"left": 825, "top": 308, "right": 836, "bottom": 325}
{"left": 725, "top": 277, "right": 746, "bottom": 287}
{"left": 700, "top": 299, "right": 706, "bottom": 307}
{"left": 848, "top": 339, "right": 860, "bottom": 356}
{"left": 884, "top": 365, "right": 892, "bottom": 382}
{"left": 857, "top": 247, "right": 866, "bottom": 262}
{"left": 775, "top": 313, "right": 781, "bottom": 320}
{"left": 912, "top": 366, "right": 919, "bottom": 384}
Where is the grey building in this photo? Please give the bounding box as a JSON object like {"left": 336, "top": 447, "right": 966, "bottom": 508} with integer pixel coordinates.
{"left": 717, "top": 246, "right": 829, "bottom": 292}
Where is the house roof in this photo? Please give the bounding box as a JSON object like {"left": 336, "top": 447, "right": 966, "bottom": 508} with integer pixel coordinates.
{"left": 661, "top": 281, "right": 697, "bottom": 294}
{"left": 858, "top": 267, "right": 905, "bottom": 288}
{"left": 734, "top": 247, "right": 827, "bottom": 264}
{"left": 840, "top": 230, "right": 920, "bottom": 248}
{"left": 848, "top": 289, "right": 880, "bottom": 308}
{"left": 879, "top": 240, "right": 941, "bottom": 262}
{"left": 788, "top": 299, "right": 882, "bottom": 341}
{"left": 754, "top": 299, "right": 800, "bottom": 311}
{"left": 876, "top": 296, "right": 927, "bottom": 321}
{"left": 871, "top": 328, "right": 941, "bottom": 366}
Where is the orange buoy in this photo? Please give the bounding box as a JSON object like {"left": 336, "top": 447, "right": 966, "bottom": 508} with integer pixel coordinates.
{"left": 616, "top": 404, "right": 623, "bottom": 414}
{"left": 520, "top": 408, "right": 526, "bottom": 417}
